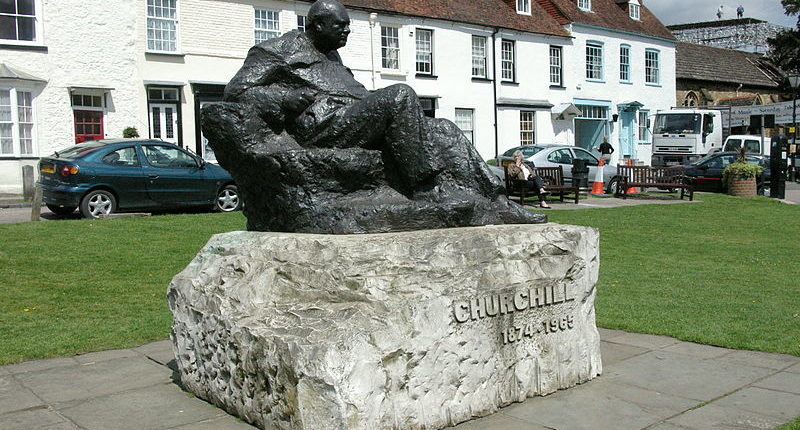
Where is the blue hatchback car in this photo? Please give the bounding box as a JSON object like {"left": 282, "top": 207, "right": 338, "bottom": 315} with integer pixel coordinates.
{"left": 38, "top": 139, "right": 240, "bottom": 218}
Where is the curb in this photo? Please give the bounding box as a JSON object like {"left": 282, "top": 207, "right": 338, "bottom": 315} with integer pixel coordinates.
{"left": 0, "top": 201, "right": 38, "bottom": 209}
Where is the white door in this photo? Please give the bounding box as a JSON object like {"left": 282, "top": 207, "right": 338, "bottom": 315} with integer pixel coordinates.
{"left": 149, "top": 103, "right": 179, "bottom": 144}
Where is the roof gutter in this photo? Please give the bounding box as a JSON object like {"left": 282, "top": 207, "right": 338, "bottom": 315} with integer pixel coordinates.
{"left": 570, "top": 22, "right": 677, "bottom": 44}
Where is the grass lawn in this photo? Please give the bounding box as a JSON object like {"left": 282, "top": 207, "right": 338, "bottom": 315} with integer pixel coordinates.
{"left": 779, "top": 417, "right": 800, "bottom": 430}
{"left": 0, "top": 193, "right": 798, "bottom": 365}
{"left": 0, "top": 211, "right": 247, "bottom": 365}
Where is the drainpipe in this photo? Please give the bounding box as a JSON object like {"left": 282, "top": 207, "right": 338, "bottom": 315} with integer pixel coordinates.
{"left": 491, "top": 27, "right": 500, "bottom": 158}
{"left": 369, "top": 13, "right": 378, "bottom": 90}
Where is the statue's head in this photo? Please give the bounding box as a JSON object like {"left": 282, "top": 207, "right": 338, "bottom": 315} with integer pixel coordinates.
{"left": 307, "top": 0, "right": 350, "bottom": 52}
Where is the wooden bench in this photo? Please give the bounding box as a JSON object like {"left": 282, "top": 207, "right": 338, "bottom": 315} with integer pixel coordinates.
{"left": 616, "top": 165, "right": 694, "bottom": 201}
{"left": 504, "top": 165, "right": 580, "bottom": 206}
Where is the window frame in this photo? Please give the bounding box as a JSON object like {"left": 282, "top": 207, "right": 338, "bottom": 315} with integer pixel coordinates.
{"left": 471, "top": 35, "right": 488, "bottom": 79}
{"left": 638, "top": 110, "right": 650, "bottom": 143}
{"left": 254, "top": 8, "right": 280, "bottom": 44}
{"left": 415, "top": 28, "right": 434, "bottom": 75}
{"left": 501, "top": 39, "right": 516, "bottom": 82}
{"left": 455, "top": 108, "right": 475, "bottom": 145}
{"left": 577, "top": 0, "right": 591, "bottom": 12}
{"left": 516, "top": 0, "right": 531, "bottom": 15}
{"left": 71, "top": 90, "right": 107, "bottom": 144}
{"left": 146, "top": 0, "right": 180, "bottom": 53}
{"left": 645, "top": 48, "right": 660, "bottom": 85}
{"left": 549, "top": 45, "right": 563, "bottom": 87}
{"left": 575, "top": 104, "right": 610, "bottom": 120}
{"left": 297, "top": 15, "right": 306, "bottom": 32}
{"left": 519, "top": 111, "right": 535, "bottom": 146}
{"left": 585, "top": 41, "right": 604, "bottom": 82}
{"left": 0, "top": 0, "right": 43, "bottom": 45}
{"left": 381, "top": 25, "right": 401, "bottom": 71}
{"left": 0, "top": 86, "right": 37, "bottom": 157}
{"left": 619, "top": 44, "right": 631, "bottom": 83}
{"left": 419, "top": 97, "right": 436, "bottom": 118}
{"left": 629, "top": 0, "right": 640, "bottom": 20}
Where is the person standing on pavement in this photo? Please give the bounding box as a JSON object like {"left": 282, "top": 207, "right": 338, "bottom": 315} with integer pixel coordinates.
{"left": 595, "top": 136, "right": 614, "bottom": 163}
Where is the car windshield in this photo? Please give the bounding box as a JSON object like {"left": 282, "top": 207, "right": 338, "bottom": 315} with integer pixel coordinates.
{"left": 654, "top": 114, "right": 702, "bottom": 135}
{"left": 54, "top": 142, "right": 107, "bottom": 159}
{"left": 502, "top": 146, "right": 546, "bottom": 158}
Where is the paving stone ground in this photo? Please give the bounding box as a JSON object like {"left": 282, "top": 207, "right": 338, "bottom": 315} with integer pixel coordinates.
{"left": 1, "top": 330, "right": 798, "bottom": 430}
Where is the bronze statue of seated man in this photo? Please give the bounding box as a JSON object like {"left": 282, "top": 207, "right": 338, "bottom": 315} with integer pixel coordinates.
{"left": 201, "top": 0, "right": 545, "bottom": 233}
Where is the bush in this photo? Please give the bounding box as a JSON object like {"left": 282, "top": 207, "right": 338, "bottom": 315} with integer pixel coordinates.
{"left": 123, "top": 127, "right": 140, "bottom": 138}
{"left": 722, "top": 161, "right": 763, "bottom": 184}
{"left": 486, "top": 158, "right": 497, "bottom": 166}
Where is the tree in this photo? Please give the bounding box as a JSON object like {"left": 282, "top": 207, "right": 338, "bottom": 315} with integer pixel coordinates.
{"left": 767, "top": 30, "right": 800, "bottom": 73}
{"left": 768, "top": 1, "right": 800, "bottom": 76}
{"left": 782, "top": 0, "right": 800, "bottom": 27}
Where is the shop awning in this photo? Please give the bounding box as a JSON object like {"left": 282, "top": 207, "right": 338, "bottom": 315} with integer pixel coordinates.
{"left": 497, "top": 98, "right": 553, "bottom": 109}
{"left": 551, "top": 103, "right": 582, "bottom": 119}
{"left": 0, "top": 63, "right": 47, "bottom": 83}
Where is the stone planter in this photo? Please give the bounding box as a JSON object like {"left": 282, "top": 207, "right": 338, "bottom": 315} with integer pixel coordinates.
{"left": 727, "top": 176, "right": 757, "bottom": 197}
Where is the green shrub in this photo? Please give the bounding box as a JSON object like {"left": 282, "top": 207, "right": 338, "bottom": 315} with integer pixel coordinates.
{"left": 486, "top": 158, "right": 497, "bottom": 166}
{"left": 722, "top": 161, "right": 763, "bottom": 185}
{"left": 123, "top": 126, "right": 140, "bottom": 138}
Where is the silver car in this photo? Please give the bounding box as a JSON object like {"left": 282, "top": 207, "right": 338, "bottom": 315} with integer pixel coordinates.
{"left": 494, "top": 145, "right": 621, "bottom": 194}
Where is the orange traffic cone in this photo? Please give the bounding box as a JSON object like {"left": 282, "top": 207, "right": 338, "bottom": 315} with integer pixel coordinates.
{"left": 625, "top": 158, "right": 639, "bottom": 194}
{"left": 591, "top": 157, "right": 605, "bottom": 195}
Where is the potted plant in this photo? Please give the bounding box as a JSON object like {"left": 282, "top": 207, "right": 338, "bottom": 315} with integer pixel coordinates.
{"left": 722, "top": 147, "right": 763, "bottom": 197}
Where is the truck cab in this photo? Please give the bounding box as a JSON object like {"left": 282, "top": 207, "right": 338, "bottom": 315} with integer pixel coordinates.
{"left": 651, "top": 109, "right": 723, "bottom": 166}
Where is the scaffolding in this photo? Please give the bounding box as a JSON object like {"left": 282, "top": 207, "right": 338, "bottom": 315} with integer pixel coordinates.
{"left": 668, "top": 18, "right": 787, "bottom": 54}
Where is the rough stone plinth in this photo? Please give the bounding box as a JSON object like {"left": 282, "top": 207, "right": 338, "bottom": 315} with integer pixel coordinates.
{"left": 169, "top": 224, "right": 601, "bottom": 430}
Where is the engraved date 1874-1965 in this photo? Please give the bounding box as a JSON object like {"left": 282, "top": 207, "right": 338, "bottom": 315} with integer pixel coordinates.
{"left": 502, "top": 315, "right": 574, "bottom": 344}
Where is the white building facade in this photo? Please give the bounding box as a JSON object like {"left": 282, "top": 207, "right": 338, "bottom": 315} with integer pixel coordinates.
{"left": 0, "top": 0, "right": 676, "bottom": 193}
{"left": 564, "top": 23, "right": 676, "bottom": 165}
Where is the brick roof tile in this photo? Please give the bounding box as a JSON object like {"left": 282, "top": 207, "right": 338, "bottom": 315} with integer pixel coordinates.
{"left": 676, "top": 42, "right": 781, "bottom": 88}
{"left": 301, "top": 0, "right": 571, "bottom": 37}
{"left": 536, "top": 0, "right": 675, "bottom": 40}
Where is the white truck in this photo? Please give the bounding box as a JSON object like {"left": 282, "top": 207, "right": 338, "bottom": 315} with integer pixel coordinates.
{"left": 650, "top": 109, "right": 723, "bottom": 166}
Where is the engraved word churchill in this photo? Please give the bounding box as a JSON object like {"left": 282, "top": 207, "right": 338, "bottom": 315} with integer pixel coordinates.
{"left": 452, "top": 284, "right": 575, "bottom": 323}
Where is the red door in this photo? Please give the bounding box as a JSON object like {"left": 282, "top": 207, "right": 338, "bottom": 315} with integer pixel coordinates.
{"left": 74, "top": 110, "right": 104, "bottom": 143}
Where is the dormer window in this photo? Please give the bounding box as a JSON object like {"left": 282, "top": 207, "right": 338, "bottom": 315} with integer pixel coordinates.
{"left": 578, "top": 0, "right": 591, "bottom": 11}
{"left": 629, "top": 0, "right": 640, "bottom": 20}
{"left": 516, "top": 0, "right": 531, "bottom": 15}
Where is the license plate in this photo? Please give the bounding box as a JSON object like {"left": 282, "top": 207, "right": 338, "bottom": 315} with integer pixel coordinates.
{"left": 40, "top": 164, "right": 54, "bottom": 174}
{"left": 665, "top": 161, "right": 679, "bottom": 166}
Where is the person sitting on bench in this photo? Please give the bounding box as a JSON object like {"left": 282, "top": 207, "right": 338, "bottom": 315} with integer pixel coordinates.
{"left": 507, "top": 150, "right": 550, "bottom": 209}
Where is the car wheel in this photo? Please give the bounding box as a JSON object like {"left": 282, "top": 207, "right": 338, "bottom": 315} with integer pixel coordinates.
{"left": 606, "top": 177, "right": 621, "bottom": 195}
{"left": 46, "top": 204, "right": 77, "bottom": 216}
{"left": 80, "top": 190, "right": 116, "bottom": 219}
{"left": 215, "top": 185, "right": 241, "bottom": 212}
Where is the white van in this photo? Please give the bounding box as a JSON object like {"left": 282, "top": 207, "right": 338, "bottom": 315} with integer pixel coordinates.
{"left": 721, "top": 135, "right": 770, "bottom": 155}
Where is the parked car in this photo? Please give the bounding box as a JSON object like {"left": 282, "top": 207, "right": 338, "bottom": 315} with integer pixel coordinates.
{"left": 683, "top": 151, "right": 771, "bottom": 195}
{"left": 38, "top": 139, "right": 241, "bottom": 218}
{"left": 495, "top": 145, "right": 619, "bottom": 193}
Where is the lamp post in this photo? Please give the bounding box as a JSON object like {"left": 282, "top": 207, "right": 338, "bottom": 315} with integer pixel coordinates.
{"left": 789, "top": 73, "right": 800, "bottom": 181}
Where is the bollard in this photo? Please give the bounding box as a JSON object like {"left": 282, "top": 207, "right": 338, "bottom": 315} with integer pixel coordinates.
{"left": 30, "top": 186, "right": 42, "bottom": 222}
